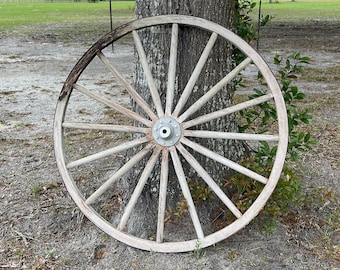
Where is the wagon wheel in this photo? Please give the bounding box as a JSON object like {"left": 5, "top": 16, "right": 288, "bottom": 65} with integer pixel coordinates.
{"left": 54, "top": 15, "right": 288, "bottom": 253}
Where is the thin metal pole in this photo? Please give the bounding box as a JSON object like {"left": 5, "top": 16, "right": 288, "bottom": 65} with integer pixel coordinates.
{"left": 109, "top": 0, "right": 114, "bottom": 52}
{"left": 257, "top": 0, "right": 262, "bottom": 51}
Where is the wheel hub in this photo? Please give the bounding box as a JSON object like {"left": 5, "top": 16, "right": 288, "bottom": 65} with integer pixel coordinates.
{"left": 152, "top": 117, "right": 181, "bottom": 146}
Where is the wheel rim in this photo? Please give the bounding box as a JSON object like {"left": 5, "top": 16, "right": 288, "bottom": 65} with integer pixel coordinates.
{"left": 54, "top": 15, "right": 288, "bottom": 253}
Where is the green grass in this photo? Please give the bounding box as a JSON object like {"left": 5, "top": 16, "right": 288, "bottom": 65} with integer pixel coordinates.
{"left": 1, "top": 0, "right": 339, "bottom": 31}
{"left": 0, "top": 1, "right": 135, "bottom": 29}
{"left": 252, "top": 0, "right": 340, "bottom": 21}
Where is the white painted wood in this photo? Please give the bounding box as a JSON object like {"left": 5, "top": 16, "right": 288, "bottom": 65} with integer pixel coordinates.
{"left": 133, "top": 30, "right": 164, "bottom": 118}
{"left": 172, "top": 32, "right": 218, "bottom": 117}
{"left": 156, "top": 149, "right": 169, "bottom": 243}
{"left": 176, "top": 143, "right": 242, "bottom": 218}
{"left": 86, "top": 144, "right": 154, "bottom": 205}
{"left": 169, "top": 147, "right": 205, "bottom": 239}
{"left": 184, "top": 130, "right": 279, "bottom": 141}
{"left": 66, "top": 136, "right": 150, "bottom": 169}
{"left": 181, "top": 137, "right": 268, "bottom": 184}
{"left": 165, "top": 24, "right": 178, "bottom": 116}
{"left": 178, "top": 57, "right": 252, "bottom": 122}
{"left": 118, "top": 147, "right": 161, "bottom": 231}
{"left": 183, "top": 93, "right": 274, "bottom": 128}
{"left": 74, "top": 83, "right": 152, "bottom": 127}
{"left": 62, "top": 122, "right": 149, "bottom": 134}
{"left": 54, "top": 15, "right": 289, "bottom": 253}
{"left": 97, "top": 51, "right": 158, "bottom": 121}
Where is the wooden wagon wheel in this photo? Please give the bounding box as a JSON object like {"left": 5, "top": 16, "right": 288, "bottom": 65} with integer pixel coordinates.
{"left": 54, "top": 15, "right": 288, "bottom": 253}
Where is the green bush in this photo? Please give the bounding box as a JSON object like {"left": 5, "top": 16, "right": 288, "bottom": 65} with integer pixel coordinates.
{"left": 221, "top": 1, "right": 315, "bottom": 230}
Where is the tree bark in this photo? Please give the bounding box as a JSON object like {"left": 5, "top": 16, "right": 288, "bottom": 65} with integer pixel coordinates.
{"left": 119, "top": 0, "right": 245, "bottom": 238}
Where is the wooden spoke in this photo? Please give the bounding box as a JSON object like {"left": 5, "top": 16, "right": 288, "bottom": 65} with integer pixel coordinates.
{"left": 66, "top": 136, "right": 150, "bottom": 169}
{"left": 85, "top": 143, "right": 154, "bottom": 205}
{"left": 156, "top": 148, "right": 169, "bottom": 243}
{"left": 165, "top": 23, "right": 179, "bottom": 116}
{"left": 178, "top": 57, "right": 252, "bottom": 123}
{"left": 183, "top": 93, "right": 274, "bottom": 129}
{"left": 97, "top": 51, "right": 158, "bottom": 122}
{"left": 133, "top": 30, "right": 164, "bottom": 117}
{"left": 181, "top": 137, "right": 268, "bottom": 184}
{"left": 117, "top": 147, "right": 162, "bottom": 231}
{"left": 73, "top": 83, "right": 152, "bottom": 127}
{"left": 184, "top": 130, "right": 279, "bottom": 142}
{"left": 172, "top": 32, "right": 218, "bottom": 117}
{"left": 169, "top": 147, "right": 205, "bottom": 239}
{"left": 62, "top": 122, "right": 149, "bottom": 134}
{"left": 176, "top": 143, "right": 242, "bottom": 219}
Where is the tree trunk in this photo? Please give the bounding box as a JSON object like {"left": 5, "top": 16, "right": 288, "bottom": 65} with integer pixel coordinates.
{"left": 119, "top": 0, "right": 245, "bottom": 238}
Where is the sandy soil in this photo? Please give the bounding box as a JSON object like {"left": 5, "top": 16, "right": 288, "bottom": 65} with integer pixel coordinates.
{"left": 0, "top": 20, "right": 339, "bottom": 269}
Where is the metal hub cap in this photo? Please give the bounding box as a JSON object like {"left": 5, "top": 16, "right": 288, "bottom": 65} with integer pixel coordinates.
{"left": 152, "top": 117, "right": 181, "bottom": 146}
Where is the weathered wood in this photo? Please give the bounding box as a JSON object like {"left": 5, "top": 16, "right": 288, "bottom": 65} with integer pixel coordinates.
{"left": 170, "top": 147, "right": 205, "bottom": 239}
{"left": 97, "top": 51, "right": 158, "bottom": 122}
{"left": 181, "top": 137, "right": 268, "bottom": 184}
{"left": 73, "top": 83, "right": 152, "bottom": 127}
{"left": 183, "top": 93, "right": 274, "bottom": 129}
{"left": 66, "top": 136, "right": 151, "bottom": 169}
{"left": 85, "top": 144, "right": 154, "bottom": 205}
{"left": 133, "top": 30, "right": 164, "bottom": 118}
{"left": 178, "top": 57, "right": 252, "bottom": 122}
{"left": 62, "top": 122, "right": 149, "bottom": 134}
{"left": 118, "top": 147, "right": 162, "bottom": 231}
{"left": 54, "top": 15, "right": 288, "bottom": 253}
{"left": 176, "top": 143, "right": 243, "bottom": 218}
{"left": 172, "top": 32, "right": 218, "bottom": 117}
{"left": 184, "top": 130, "right": 279, "bottom": 142}
{"left": 165, "top": 24, "right": 178, "bottom": 116}
{"left": 156, "top": 149, "right": 169, "bottom": 243}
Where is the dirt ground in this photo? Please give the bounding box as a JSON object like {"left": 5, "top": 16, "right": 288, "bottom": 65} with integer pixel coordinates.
{"left": 0, "top": 19, "right": 339, "bottom": 269}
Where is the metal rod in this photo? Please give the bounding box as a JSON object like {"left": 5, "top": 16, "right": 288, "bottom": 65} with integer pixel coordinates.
{"left": 109, "top": 0, "right": 114, "bottom": 52}
{"left": 257, "top": 0, "right": 262, "bottom": 51}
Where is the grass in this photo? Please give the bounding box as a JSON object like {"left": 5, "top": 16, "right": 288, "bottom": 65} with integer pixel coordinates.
{"left": 1, "top": 0, "right": 339, "bottom": 31}
{"left": 302, "top": 66, "right": 340, "bottom": 82}
{"left": 251, "top": 0, "right": 340, "bottom": 21}
{"left": 0, "top": 1, "right": 135, "bottom": 30}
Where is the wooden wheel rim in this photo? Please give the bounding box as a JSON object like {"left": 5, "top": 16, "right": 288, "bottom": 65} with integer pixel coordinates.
{"left": 54, "top": 15, "right": 288, "bottom": 253}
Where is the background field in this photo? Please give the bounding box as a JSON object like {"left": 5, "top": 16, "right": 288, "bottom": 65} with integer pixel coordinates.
{"left": 253, "top": 0, "right": 340, "bottom": 21}
{"left": 1, "top": 0, "right": 340, "bottom": 31}
{"left": 0, "top": 1, "right": 135, "bottom": 30}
